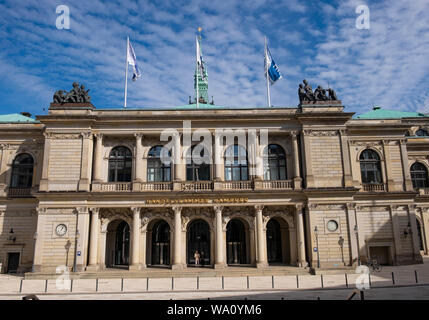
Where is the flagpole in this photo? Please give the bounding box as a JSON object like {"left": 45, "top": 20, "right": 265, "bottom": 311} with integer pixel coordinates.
{"left": 196, "top": 35, "right": 199, "bottom": 109}
{"left": 265, "top": 36, "right": 271, "bottom": 108}
{"left": 124, "top": 36, "right": 129, "bottom": 109}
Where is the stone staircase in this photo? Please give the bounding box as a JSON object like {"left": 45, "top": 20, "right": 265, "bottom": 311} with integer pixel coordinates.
{"left": 25, "top": 265, "right": 311, "bottom": 280}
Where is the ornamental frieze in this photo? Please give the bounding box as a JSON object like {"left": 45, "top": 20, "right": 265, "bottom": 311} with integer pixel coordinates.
{"left": 349, "top": 140, "right": 382, "bottom": 147}
{"left": 303, "top": 130, "right": 339, "bottom": 137}
{"left": 44, "top": 133, "right": 83, "bottom": 139}
{"left": 100, "top": 208, "right": 133, "bottom": 224}
{"left": 181, "top": 207, "right": 213, "bottom": 231}
{"left": 141, "top": 208, "right": 172, "bottom": 227}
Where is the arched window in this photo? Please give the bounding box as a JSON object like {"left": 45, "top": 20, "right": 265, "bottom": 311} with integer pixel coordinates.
{"left": 147, "top": 146, "right": 171, "bottom": 182}
{"left": 10, "top": 153, "right": 34, "bottom": 188}
{"left": 108, "top": 146, "right": 132, "bottom": 182}
{"left": 263, "top": 144, "right": 286, "bottom": 180}
{"left": 415, "top": 129, "right": 429, "bottom": 137}
{"left": 224, "top": 145, "right": 248, "bottom": 181}
{"left": 410, "top": 162, "right": 429, "bottom": 189}
{"left": 186, "top": 145, "right": 210, "bottom": 181}
{"left": 359, "top": 149, "right": 382, "bottom": 184}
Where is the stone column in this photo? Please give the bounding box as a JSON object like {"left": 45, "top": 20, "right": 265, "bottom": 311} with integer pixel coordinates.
{"left": 291, "top": 132, "right": 302, "bottom": 190}
{"left": 32, "top": 207, "right": 46, "bottom": 272}
{"left": 133, "top": 133, "right": 144, "bottom": 191}
{"left": 173, "top": 133, "right": 185, "bottom": 185}
{"left": 339, "top": 129, "right": 353, "bottom": 187}
{"left": 400, "top": 140, "right": 413, "bottom": 191}
{"left": 382, "top": 140, "right": 395, "bottom": 191}
{"left": 93, "top": 134, "right": 104, "bottom": 182}
{"left": 75, "top": 207, "right": 90, "bottom": 271}
{"left": 389, "top": 205, "right": 402, "bottom": 265}
{"left": 214, "top": 206, "right": 226, "bottom": 268}
{"left": 78, "top": 132, "right": 93, "bottom": 192}
{"left": 346, "top": 203, "right": 358, "bottom": 266}
{"left": 87, "top": 208, "right": 100, "bottom": 271}
{"left": 39, "top": 132, "right": 52, "bottom": 191}
{"left": 214, "top": 132, "right": 223, "bottom": 181}
{"left": 408, "top": 205, "right": 423, "bottom": 263}
{"left": 419, "top": 208, "right": 429, "bottom": 255}
{"left": 302, "top": 130, "right": 314, "bottom": 188}
{"left": 255, "top": 205, "right": 267, "bottom": 268}
{"left": 172, "top": 206, "right": 183, "bottom": 269}
{"left": 295, "top": 204, "right": 307, "bottom": 267}
{"left": 130, "top": 207, "right": 142, "bottom": 270}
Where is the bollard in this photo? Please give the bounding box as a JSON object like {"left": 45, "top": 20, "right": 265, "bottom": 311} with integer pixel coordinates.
{"left": 96, "top": 278, "right": 98, "bottom": 292}
{"left": 272, "top": 275, "right": 275, "bottom": 289}
{"left": 281, "top": 297, "right": 284, "bottom": 300}
{"left": 247, "top": 276, "right": 249, "bottom": 289}
{"left": 19, "top": 279, "right": 23, "bottom": 293}
{"left": 321, "top": 274, "right": 324, "bottom": 288}
{"left": 147, "top": 277, "right": 149, "bottom": 291}
{"left": 368, "top": 273, "right": 371, "bottom": 287}
{"left": 121, "top": 278, "right": 124, "bottom": 292}
{"left": 70, "top": 279, "right": 73, "bottom": 292}
{"left": 45, "top": 279, "right": 48, "bottom": 293}
{"left": 296, "top": 275, "right": 299, "bottom": 288}
{"left": 415, "top": 270, "right": 418, "bottom": 284}
{"left": 360, "top": 290, "right": 365, "bottom": 300}
{"left": 392, "top": 272, "right": 395, "bottom": 285}
{"left": 345, "top": 273, "right": 348, "bottom": 288}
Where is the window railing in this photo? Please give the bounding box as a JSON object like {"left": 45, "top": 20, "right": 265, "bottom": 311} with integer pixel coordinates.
{"left": 141, "top": 182, "right": 173, "bottom": 191}
{"left": 97, "top": 182, "right": 132, "bottom": 192}
{"left": 220, "top": 180, "right": 253, "bottom": 190}
{"left": 261, "top": 180, "right": 293, "bottom": 190}
{"left": 418, "top": 188, "right": 429, "bottom": 195}
{"left": 362, "top": 183, "right": 386, "bottom": 192}
{"left": 181, "top": 181, "right": 213, "bottom": 191}
{"left": 8, "top": 187, "right": 33, "bottom": 197}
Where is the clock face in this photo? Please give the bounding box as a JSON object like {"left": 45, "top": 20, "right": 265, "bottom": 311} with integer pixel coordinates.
{"left": 56, "top": 224, "right": 67, "bottom": 236}
{"left": 327, "top": 220, "right": 338, "bottom": 232}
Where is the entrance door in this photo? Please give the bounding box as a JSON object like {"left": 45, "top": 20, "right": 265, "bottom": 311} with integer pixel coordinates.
{"left": 7, "top": 252, "right": 20, "bottom": 273}
{"left": 226, "top": 219, "right": 247, "bottom": 264}
{"left": 267, "top": 219, "right": 282, "bottom": 263}
{"left": 152, "top": 220, "right": 170, "bottom": 265}
{"left": 369, "top": 246, "right": 390, "bottom": 265}
{"left": 115, "top": 221, "right": 130, "bottom": 266}
{"left": 187, "top": 219, "right": 210, "bottom": 266}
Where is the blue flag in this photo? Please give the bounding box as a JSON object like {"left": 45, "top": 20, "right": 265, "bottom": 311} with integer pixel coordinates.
{"left": 264, "top": 45, "right": 282, "bottom": 85}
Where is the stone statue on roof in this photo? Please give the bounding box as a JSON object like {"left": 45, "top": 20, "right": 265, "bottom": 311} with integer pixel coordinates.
{"left": 52, "top": 82, "right": 91, "bottom": 104}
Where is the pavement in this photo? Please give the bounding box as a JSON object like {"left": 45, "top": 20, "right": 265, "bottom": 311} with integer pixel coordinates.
{"left": 0, "top": 257, "right": 428, "bottom": 299}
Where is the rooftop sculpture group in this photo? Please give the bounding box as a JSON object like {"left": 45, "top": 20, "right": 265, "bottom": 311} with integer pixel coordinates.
{"left": 298, "top": 79, "right": 338, "bottom": 104}
{"left": 53, "top": 82, "right": 91, "bottom": 104}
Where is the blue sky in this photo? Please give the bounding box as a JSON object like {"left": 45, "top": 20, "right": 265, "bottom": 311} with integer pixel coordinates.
{"left": 0, "top": 0, "right": 429, "bottom": 116}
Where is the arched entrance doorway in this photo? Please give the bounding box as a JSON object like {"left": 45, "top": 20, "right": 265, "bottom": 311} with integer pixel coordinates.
{"left": 266, "top": 218, "right": 291, "bottom": 264}
{"left": 151, "top": 220, "right": 171, "bottom": 265}
{"left": 105, "top": 220, "right": 130, "bottom": 268}
{"left": 187, "top": 219, "right": 210, "bottom": 266}
{"left": 226, "top": 219, "right": 247, "bottom": 265}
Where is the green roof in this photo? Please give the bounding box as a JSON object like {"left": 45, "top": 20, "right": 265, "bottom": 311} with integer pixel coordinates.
{"left": 0, "top": 113, "right": 38, "bottom": 123}
{"left": 355, "top": 106, "right": 429, "bottom": 119}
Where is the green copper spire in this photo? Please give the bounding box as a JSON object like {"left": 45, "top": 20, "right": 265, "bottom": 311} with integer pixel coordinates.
{"left": 194, "top": 32, "right": 209, "bottom": 104}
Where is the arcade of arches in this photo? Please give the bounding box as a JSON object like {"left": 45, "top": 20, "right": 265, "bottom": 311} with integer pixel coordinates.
{"left": 88, "top": 205, "right": 303, "bottom": 271}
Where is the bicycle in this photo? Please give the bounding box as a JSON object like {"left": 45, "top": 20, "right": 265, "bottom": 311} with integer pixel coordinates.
{"left": 366, "top": 258, "right": 382, "bottom": 272}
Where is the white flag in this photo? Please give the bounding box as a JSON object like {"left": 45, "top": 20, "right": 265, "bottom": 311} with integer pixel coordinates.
{"left": 127, "top": 38, "right": 141, "bottom": 81}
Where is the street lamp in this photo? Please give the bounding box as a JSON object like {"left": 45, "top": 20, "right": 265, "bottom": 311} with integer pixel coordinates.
{"left": 32, "top": 232, "right": 38, "bottom": 273}
{"left": 354, "top": 225, "right": 360, "bottom": 266}
{"left": 73, "top": 230, "right": 80, "bottom": 273}
{"left": 338, "top": 236, "right": 345, "bottom": 265}
{"left": 314, "top": 226, "right": 320, "bottom": 268}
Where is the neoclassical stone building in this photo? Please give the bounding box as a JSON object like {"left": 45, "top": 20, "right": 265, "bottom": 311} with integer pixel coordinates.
{"left": 0, "top": 92, "right": 428, "bottom": 274}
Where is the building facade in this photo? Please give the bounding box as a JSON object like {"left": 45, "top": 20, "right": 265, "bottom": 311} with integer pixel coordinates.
{"left": 0, "top": 93, "right": 428, "bottom": 274}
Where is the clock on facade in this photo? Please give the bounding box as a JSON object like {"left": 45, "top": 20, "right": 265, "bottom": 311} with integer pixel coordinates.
{"left": 326, "top": 220, "right": 338, "bottom": 232}
{"left": 55, "top": 224, "right": 67, "bottom": 236}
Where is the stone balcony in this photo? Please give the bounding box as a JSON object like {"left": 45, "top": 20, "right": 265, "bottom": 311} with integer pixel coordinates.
{"left": 7, "top": 187, "right": 34, "bottom": 198}
{"left": 91, "top": 179, "right": 295, "bottom": 192}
